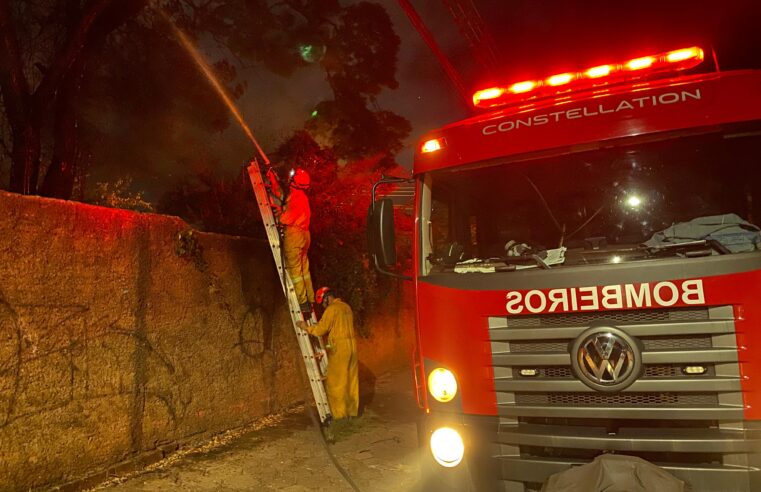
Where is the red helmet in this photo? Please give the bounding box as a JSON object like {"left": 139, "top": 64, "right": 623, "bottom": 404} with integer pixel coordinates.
{"left": 290, "top": 168, "right": 310, "bottom": 189}
{"left": 315, "top": 286, "right": 331, "bottom": 304}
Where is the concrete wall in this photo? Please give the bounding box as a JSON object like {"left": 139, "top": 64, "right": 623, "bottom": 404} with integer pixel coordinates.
{"left": 0, "top": 191, "right": 414, "bottom": 490}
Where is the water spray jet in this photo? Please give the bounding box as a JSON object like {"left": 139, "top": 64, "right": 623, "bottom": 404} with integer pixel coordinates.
{"left": 159, "top": 10, "right": 269, "bottom": 165}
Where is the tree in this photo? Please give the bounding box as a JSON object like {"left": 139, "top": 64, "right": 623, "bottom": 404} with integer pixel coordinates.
{"left": 0, "top": 0, "right": 259, "bottom": 198}
{"left": 199, "top": 0, "right": 411, "bottom": 161}
{"left": 0, "top": 0, "right": 147, "bottom": 196}
{"left": 306, "top": 2, "right": 411, "bottom": 160}
{"left": 91, "top": 175, "right": 154, "bottom": 213}
{"left": 157, "top": 165, "right": 262, "bottom": 237}
{"left": 307, "top": 93, "right": 412, "bottom": 161}
{"left": 0, "top": 0, "right": 409, "bottom": 201}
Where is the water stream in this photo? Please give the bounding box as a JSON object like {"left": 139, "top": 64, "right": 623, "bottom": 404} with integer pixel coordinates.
{"left": 162, "top": 13, "right": 270, "bottom": 165}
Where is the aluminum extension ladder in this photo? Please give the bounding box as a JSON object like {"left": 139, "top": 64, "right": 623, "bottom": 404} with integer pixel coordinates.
{"left": 246, "top": 158, "right": 332, "bottom": 423}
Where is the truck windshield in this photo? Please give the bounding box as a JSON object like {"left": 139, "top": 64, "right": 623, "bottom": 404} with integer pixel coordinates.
{"left": 428, "top": 123, "right": 761, "bottom": 272}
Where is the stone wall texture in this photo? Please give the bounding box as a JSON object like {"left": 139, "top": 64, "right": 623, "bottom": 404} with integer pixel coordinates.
{"left": 0, "top": 191, "right": 414, "bottom": 490}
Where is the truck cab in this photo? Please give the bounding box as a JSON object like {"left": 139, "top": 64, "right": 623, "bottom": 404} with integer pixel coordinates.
{"left": 371, "top": 46, "right": 761, "bottom": 491}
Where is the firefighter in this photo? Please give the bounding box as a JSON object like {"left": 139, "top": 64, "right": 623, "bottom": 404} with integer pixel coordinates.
{"left": 280, "top": 168, "right": 315, "bottom": 313}
{"left": 297, "top": 287, "right": 359, "bottom": 420}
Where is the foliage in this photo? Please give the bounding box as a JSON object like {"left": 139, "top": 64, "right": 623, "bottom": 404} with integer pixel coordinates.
{"left": 157, "top": 166, "right": 262, "bottom": 237}
{"left": 0, "top": 0, "right": 150, "bottom": 196}
{"left": 306, "top": 2, "right": 411, "bottom": 160}
{"left": 320, "top": 2, "right": 401, "bottom": 96}
{"left": 0, "top": 0, "right": 410, "bottom": 200}
{"left": 90, "top": 176, "right": 154, "bottom": 213}
{"left": 307, "top": 93, "right": 412, "bottom": 160}
{"left": 174, "top": 229, "right": 207, "bottom": 271}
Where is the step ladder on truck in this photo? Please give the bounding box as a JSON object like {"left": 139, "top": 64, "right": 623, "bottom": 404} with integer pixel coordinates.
{"left": 246, "top": 157, "right": 332, "bottom": 424}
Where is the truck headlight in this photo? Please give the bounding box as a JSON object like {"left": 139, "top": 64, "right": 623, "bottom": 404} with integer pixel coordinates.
{"left": 428, "top": 368, "right": 457, "bottom": 403}
{"left": 430, "top": 427, "right": 465, "bottom": 467}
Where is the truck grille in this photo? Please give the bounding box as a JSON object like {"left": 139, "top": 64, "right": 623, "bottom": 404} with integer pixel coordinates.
{"left": 510, "top": 335, "right": 712, "bottom": 353}
{"left": 516, "top": 364, "right": 717, "bottom": 379}
{"left": 488, "top": 305, "right": 757, "bottom": 492}
{"left": 515, "top": 392, "right": 719, "bottom": 407}
{"left": 509, "top": 307, "right": 709, "bottom": 327}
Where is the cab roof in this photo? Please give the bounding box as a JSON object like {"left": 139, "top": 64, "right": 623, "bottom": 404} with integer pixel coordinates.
{"left": 413, "top": 70, "right": 761, "bottom": 175}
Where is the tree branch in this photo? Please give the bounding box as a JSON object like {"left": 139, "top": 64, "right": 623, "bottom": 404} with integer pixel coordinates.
{"left": 0, "top": 0, "right": 32, "bottom": 125}
{"left": 32, "top": 0, "right": 115, "bottom": 114}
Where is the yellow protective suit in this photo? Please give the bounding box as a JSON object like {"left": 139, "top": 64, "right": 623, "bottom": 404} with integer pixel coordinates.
{"left": 305, "top": 298, "right": 359, "bottom": 419}
{"left": 280, "top": 188, "right": 314, "bottom": 305}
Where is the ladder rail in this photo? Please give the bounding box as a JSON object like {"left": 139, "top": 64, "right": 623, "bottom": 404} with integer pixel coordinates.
{"left": 249, "top": 162, "right": 330, "bottom": 376}
{"left": 247, "top": 160, "right": 332, "bottom": 422}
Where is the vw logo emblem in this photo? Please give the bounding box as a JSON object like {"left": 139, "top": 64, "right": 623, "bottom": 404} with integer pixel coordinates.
{"left": 570, "top": 326, "right": 642, "bottom": 392}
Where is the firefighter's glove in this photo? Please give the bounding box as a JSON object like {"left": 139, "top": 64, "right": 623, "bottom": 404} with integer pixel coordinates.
{"left": 296, "top": 320, "right": 307, "bottom": 330}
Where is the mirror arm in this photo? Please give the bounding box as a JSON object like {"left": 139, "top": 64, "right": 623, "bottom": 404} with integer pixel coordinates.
{"left": 372, "top": 175, "right": 414, "bottom": 202}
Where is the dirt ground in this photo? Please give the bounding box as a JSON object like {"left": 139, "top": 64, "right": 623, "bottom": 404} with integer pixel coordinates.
{"left": 95, "top": 368, "right": 422, "bottom": 491}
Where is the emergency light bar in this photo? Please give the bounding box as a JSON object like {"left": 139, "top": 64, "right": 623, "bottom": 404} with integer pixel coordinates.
{"left": 473, "top": 46, "right": 705, "bottom": 109}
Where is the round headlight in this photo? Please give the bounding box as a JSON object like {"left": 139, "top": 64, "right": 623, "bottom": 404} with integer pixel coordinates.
{"left": 428, "top": 368, "right": 458, "bottom": 403}
{"left": 430, "top": 427, "right": 465, "bottom": 468}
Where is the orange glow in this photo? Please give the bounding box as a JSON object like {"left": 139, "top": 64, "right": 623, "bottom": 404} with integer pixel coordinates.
{"left": 509, "top": 81, "right": 537, "bottom": 93}
{"left": 546, "top": 73, "right": 574, "bottom": 86}
{"left": 421, "top": 138, "right": 444, "bottom": 153}
{"left": 625, "top": 56, "right": 656, "bottom": 70}
{"left": 585, "top": 65, "right": 613, "bottom": 78}
{"left": 472, "top": 87, "right": 505, "bottom": 106}
{"left": 666, "top": 46, "right": 704, "bottom": 63}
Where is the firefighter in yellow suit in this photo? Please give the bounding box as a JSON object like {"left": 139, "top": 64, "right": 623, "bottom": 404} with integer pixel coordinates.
{"left": 297, "top": 287, "right": 359, "bottom": 420}
{"left": 279, "top": 168, "right": 315, "bottom": 312}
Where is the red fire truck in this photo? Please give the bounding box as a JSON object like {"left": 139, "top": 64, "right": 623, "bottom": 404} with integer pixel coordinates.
{"left": 369, "top": 46, "right": 761, "bottom": 491}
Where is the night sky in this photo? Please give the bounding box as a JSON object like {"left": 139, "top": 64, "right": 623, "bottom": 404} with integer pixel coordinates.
{"left": 476, "top": 1, "right": 760, "bottom": 82}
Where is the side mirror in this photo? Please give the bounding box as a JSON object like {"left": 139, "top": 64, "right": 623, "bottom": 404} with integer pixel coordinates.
{"left": 368, "top": 175, "right": 414, "bottom": 280}
{"left": 368, "top": 198, "right": 397, "bottom": 266}
{"left": 367, "top": 199, "right": 410, "bottom": 279}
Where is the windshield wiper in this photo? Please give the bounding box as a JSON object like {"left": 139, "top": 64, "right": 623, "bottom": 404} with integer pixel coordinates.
{"left": 452, "top": 258, "right": 511, "bottom": 273}
{"left": 645, "top": 239, "right": 731, "bottom": 257}
{"left": 451, "top": 256, "right": 546, "bottom": 273}
{"left": 449, "top": 246, "right": 566, "bottom": 273}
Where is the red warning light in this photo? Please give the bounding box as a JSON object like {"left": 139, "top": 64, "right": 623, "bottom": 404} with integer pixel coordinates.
{"left": 471, "top": 46, "right": 707, "bottom": 109}
{"left": 666, "top": 47, "right": 703, "bottom": 63}
{"left": 509, "top": 81, "right": 537, "bottom": 93}
{"left": 625, "top": 56, "right": 656, "bottom": 71}
{"left": 585, "top": 65, "right": 614, "bottom": 78}
{"left": 421, "top": 138, "right": 445, "bottom": 154}
{"left": 546, "top": 73, "right": 574, "bottom": 86}
{"left": 472, "top": 87, "right": 505, "bottom": 107}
